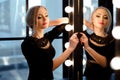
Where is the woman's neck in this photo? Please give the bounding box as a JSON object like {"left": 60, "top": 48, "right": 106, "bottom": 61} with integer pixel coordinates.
{"left": 32, "top": 30, "right": 44, "bottom": 39}
{"left": 93, "top": 29, "right": 107, "bottom": 37}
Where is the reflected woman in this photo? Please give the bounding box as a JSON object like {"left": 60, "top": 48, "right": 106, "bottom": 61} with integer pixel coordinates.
{"left": 80, "top": 6, "right": 115, "bottom": 80}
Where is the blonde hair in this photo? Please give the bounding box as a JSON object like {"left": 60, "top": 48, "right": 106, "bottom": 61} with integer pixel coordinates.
{"left": 26, "top": 5, "right": 47, "bottom": 29}
{"left": 90, "top": 6, "right": 112, "bottom": 33}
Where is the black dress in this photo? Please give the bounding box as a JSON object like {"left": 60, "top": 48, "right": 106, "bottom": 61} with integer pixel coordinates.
{"left": 83, "top": 31, "right": 115, "bottom": 80}
{"left": 21, "top": 24, "right": 66, "bottom": 80}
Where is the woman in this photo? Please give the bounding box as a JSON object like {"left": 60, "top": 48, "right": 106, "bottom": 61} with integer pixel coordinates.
{"left": 80, "top": 6, "right": 115, "bottom": 80}
{"left": 21, "top": 5, "right": 79, "bottom": 80}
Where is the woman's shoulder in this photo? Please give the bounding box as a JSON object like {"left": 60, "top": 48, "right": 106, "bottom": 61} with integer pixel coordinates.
{"left": 21, "top": 36, "right": 37, "bottom": 45}
{"left": 23, "top": 36, "right": 34, "bottom": 42}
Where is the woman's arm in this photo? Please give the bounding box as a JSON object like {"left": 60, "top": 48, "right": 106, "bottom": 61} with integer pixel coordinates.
{"left": 52, "top": 33, "right": 79, "bottom": 70}
{"left": 85, "top": 46, "right": 107, "bottom": 68}
{"left": 49, "top": 17, "right": 69, "bottom": 27}
{"left": 80, "top": 32, "right": 107, "bottom": 68}
{"left": 83, "top": 19, "right": 94, "bottom": 31}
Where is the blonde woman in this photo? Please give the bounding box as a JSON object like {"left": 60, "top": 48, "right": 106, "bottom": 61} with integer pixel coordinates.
{"left": 80, "top": 6, "right": 115, "bottom": 80}
{"left": 21, "top": 5, "right": 79, "bottom": 80}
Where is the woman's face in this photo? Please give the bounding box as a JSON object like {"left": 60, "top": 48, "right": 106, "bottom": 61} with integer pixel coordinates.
{"left": 35, "top": 7, "right": 49, "bottom": 29}
{"left": 92, "top": 8, "right": 109, "bottom": 30}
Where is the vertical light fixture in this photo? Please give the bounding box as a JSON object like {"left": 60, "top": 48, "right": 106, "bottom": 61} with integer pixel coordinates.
{"left": 63, "top": 0, "right": 83, "bottom": 79}
{"left": 62, "top": 0, "right": 74, "bottom": 79}
{"left": 111, "top": 0, "right": 120, "bottom": 70}
{"left": 110, "top": 0, "right": 120, "bottom": 80}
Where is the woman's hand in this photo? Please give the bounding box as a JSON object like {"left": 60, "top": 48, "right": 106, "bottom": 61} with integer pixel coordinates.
{"left": 79, "top": 32, "right": 89, "bottom": 48}
{"left": 49, "top": 17, "right": 69, "bottom": 26}
{"left": 53, "top": 32, "right": 78, "bottom": 70}
{"left": 68, "top": 33, "right": 79, "bottom": 51}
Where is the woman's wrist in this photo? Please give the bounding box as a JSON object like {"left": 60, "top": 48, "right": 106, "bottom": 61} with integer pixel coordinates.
{"left": 49, "top": 17, "right": 69, "bottom": 26}
{"left": 84, "top": 46, "right": 91, "bottom": 51}
{"left": 67, "top": 47, "right": 75, "bottom": 53}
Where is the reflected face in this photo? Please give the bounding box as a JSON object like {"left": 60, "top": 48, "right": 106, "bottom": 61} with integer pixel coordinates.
{"left": 92, "top": 8, "right": 109, "bottom": 29}
{"left": 36, "top": 7, "right": 49, "bottom": 29}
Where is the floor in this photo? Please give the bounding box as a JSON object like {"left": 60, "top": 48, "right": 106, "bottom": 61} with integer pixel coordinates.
{"left": 0, "top": 63, "right": 28, "bottom": 80}
{"left": 0, "top": 62, "right": 115, "bottom": 80}
{"left": 0, "top": 69, "right": 28, "bottom": 80}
